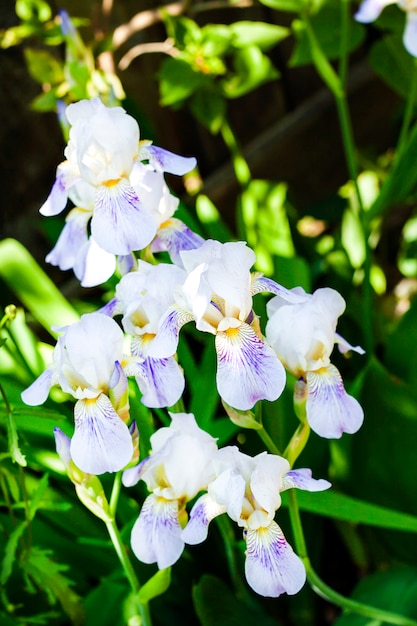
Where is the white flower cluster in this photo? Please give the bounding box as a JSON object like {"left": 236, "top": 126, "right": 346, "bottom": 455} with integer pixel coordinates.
{"left": 22, "top": 98, "right": 365, "bottom": 599}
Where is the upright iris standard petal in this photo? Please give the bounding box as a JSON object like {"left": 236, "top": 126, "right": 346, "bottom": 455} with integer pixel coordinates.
{"left": 73, "top": 238, "right": 117, "bottom": 288}
{"left": 130, "top": 494, "right": 185, "bottom": 569}
{"left": 245, "top": 522, "right": 306, "bottom": 597}
{"left": 92, "top": 178, "right": 157, "bottom": 255}
{"left": 71, "top": 394, "right": 133, "bottom": 474}
{"left": 306, "top": 365, "right": 364, "bottom": 439}
{"left": 135, "top": 355, "right": 185, "bottom": 408}
{"left": 215, "top": 319, "right": 286, "bottom": 410}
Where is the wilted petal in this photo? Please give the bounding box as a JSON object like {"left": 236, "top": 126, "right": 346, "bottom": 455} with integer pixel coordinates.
{"left": 282, "top": 468, "right": 331, "bottom": 492}
{"left": 74, "top": 237, "right": 116, "bottom": 287}
{"left": 145, "top": 145, "right": 197, "bottom": 175}
{"left": 354, "top": 0, "right": 395, "bottom": 22}
{"left": 71, "top": 394, "right": 133, "bottom": 474}
{"left": 181, "top": 494, "right": 226, "bottom": 545}
{"left": 215, "top": 320, "right": 286, "bottom": 410}
{"left": 245, "top": 522, "right": 306, "bottom": 597}
{"left": 135, "top": 355, "right": 185, "bottom": 408}
{"left": 130, "top": 494, "right": 184, "bottom": 569}
{"left": 21, "top": 368, "right": 56, "bottom": 406}
{"left": 306, "top": 365, "right": 364, "bottom": 439}
{"left": 92, "top": 178, "right": 156, "bottom": 255}
{"left": 404, "top": 12, "right": 417, "bottom": 57}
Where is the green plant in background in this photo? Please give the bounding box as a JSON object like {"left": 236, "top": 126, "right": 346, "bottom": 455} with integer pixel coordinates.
{"left": 2, "top": 0, "right": 417, "bottom": 625}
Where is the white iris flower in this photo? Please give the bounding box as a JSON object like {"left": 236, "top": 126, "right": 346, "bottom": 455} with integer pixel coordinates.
{"left": 266, "top": 287, "right": 365, "bottom": 439}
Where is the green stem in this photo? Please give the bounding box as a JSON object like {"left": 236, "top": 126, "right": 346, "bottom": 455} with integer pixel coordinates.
{"left": 109, "top": 471, "right": 122, "bottom": 517}
{"left": 105, "top": 517, "right": 152, "bottom": 626}
{"left": 220, "top": 117, "right": 251, "bottom": 189}
{"left": 287, "top": 490, "right": 417, "bottom": 626}
{"left": 396, "top": 58, "right": 417, "bottom": 157}
{"left": 302, "top": 12, "right": 374, "bottom": 356}
{"left": 215, "top": 515, "right": 258, "bottom": 609}
{"left": 106, "top": 473, "right": 152, "bottom": 626}
{"left": 257, "top": 424, "right": 282, "bottom": 456}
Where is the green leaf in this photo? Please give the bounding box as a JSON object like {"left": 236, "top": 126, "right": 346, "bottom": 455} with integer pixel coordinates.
{"left": 21, "top": 547, "right": 84, "bottom": 624}
{"left": 367, "top": 121, "right": 417, "bottom": 220}
{"left": 24, "top": 48, "right": 64, "bottom": 85}
{"left": 16, "top": 0, "right": 52, "bottom": 22}
{"left": 369, "top": 33, "right": 417, "bottom": 103}
{"left": 193, "top": 574, "right": 277, "bottom": 626}
{"left": 5, "top": 398, "right": 27, "bottom": 466}
{"left": 385, "top": 296, "right": 417, "bottom": 387}
{"left": 285, "top": 489, "right": 417, "bottom": 533}
{"left": 137, "top": 567, "right": 172, "bottom": 602}
{"left": 290, "top": 6, "right": 365, "bottom": 67}
{"left": 189, "top": 87, "right": 226, "bottom": 133}
{"left": 230, "top": 21, "right": 290, "bottom": 50}
{"left": 221, "top": 46, "right": 279, "bottom": 99}
{"left": 334, "top": 567, "right": 417, "bottom": 625}
{"left": 331, "top": 357, "right": 417, "bottom": 564}
{"left": 158, "top": 57, "right": 208, "bottom": 107}
{"left": 256, "top": 0, "right": 308, "bottom": 11}
{"left": 0, "top": 239, "right": 80, "bottom": 337}
{"left": 28, "top": 473, "right": 50, "bottom": 521}
{"left": 200, "top": 24, "right": 232, "bottom": 57}
{"left": 1, "top": 520, "right": 28, "bottom": 585}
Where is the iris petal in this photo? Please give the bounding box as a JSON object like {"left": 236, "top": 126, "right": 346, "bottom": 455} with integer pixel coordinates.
{"left": 130, "top": 494, "right": 184, "bottom": 569}
{"left": 245, "top": 521, "right": 306, "bottom": 597}
{"left": 45, "top": 208, "right": 90, "bottom": 271}
{"left": 181, "top": 494, "right": 226, "bottom": 545}
{"left": 404, "top": 12, "right": 417, "bottom": 58}
{"left": 282, "top": 468, "right": 331, "bottom": 492}
{"left": 92, "top": 178, "right": 156, "bottom": 255}
{"left": 135, "top": 355, "right": 185, "bottom": 408}
{"left": 21, "top": 369, "right": 56, "bottom": 406}
{"left": 74, "top": 238, "right": 116, "bottom": 287}
{"left": 145, "top": 145, "right": 197, "bottom": 175}
{"left": 215, "top": 321, "right": 286, "bottom": 410}
{"left": 354, "top": 0, "right": 395, "bottom": 23}
{"left": 147, "top": 307, "right": 194, "bottom": 358}
{"left": 306, "top": 365, "right": 364, "bottom": 439}
{"left": 71, "top": 394, "right": 133, "bottom": 474}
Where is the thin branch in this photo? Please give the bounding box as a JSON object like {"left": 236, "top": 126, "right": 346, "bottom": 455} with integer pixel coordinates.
{"left": 118, "top": 39, "right": 178, "bottom": 70}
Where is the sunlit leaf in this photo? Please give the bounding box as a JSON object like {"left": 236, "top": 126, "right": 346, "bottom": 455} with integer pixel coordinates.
{"left": 230, "top": 21, "right": 290, "bottom": 50}
{"left": 0, "top": 239, "right": 79, "bottom": 337}
{"left": 221, "top": 46, "right": 279, "bottom": 99}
